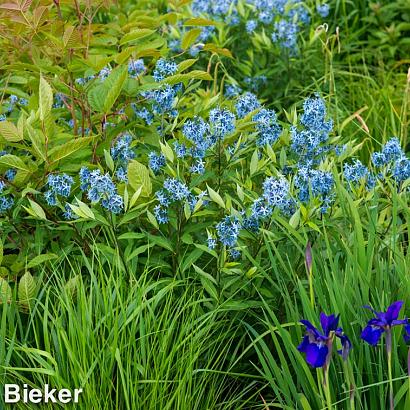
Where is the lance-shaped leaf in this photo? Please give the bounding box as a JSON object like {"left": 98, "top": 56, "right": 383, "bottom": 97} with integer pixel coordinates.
{"left": 18, "top": 271, "right": 36, "bottom": 310}
{"left": 128, "top": 160, "right": 152, "bottom": 197}
{"left": 39, "top": 75, "right": 53, "bottom": 121}
{"left": 0, "top": 121, "right": 23, "bottom": 142}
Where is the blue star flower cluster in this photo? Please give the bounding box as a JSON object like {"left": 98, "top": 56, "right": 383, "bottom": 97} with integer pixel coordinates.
{"left": 370, "top": 138, "right": 410, "bottom": 184}
{"left": 110, "top": 134, "right": 136, "bottom": 183}
{"left": 0, "top": 179, "right": 13, "bottom": 213}
{"left": 79, "top": 168, "right": 124, "bottom": 214}
{"left": 154, "top": 178, "right": 204, "bottom": 224}
{"left": 44, "top": 174, "right": 74, "bottom": 206}
{"left": 291, "top": 94, "right": 333, "bottom": 166}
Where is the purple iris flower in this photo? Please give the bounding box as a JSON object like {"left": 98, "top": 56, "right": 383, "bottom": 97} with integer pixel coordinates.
{"left": 298, "top": 313, "right": 351, "bottom": 368}
{"left": 361, "top": 301, "right": 407, "bottom": 346}
{"left": 404, "top": 321, "right": 410, "bottom": 344}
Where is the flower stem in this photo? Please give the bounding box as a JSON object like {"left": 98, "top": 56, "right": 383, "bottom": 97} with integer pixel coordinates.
{"left": 323, "top": 335, "right": 334, "bottom": 410}
{"left": 343, "top": 360, "right": 355, "bottom": 410}
{"left": 407, "top": 347, "right": 410, "bottom": 407}
{"left": 309, "top": 270, "right": 314, "bottom": 308}
{"left": 386, "top": 328, "right": 394, "bottom": 410}
{"left": 323, "top": 367, "right": 333, "bottom": 410}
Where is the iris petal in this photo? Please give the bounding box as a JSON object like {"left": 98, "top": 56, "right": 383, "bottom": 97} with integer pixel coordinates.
{"left": 385, "top": 300, "right": 404, "bottom": 322}
{"left": 391, "top": 319, "right": 408, "bottom": 327}
{"left": 300, "top": 320, "right": 321, "bottom": 338}
{"left": 361, "top": 325, "right": 384, "bottom": 346}
{"left": 305, "top": 343, "right": 328, "bottom": 368}
{"left": 404, "top": 324, "right": 410, "bottom": 343}
{"left": 320, "top": 312, "right": 339, "bottom": 336}
{"left": 297, "top": 335, "right": 310, "bottom": 353}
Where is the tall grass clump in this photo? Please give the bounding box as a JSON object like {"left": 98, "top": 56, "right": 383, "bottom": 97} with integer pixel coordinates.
{"left": 1, "top": 250, "right": 258, "bottom": 409}
{"left": 1, "top": 0, "right": 410, "bottom": 409}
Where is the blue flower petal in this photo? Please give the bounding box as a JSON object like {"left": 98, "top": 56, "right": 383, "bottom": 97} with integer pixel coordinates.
{"left": 320, "top": 312, "right": 339, "bottom": 336}
{"left": 361, "top": 325, "right": 384, "bottom": 346}
{"left": 305, "top": 343, "right": 328, "bottom": 368}
{"left": 297, "top": 335, "right": 310, "bottom": 353}
{"left": 391, "top": 319, "right": 408, "bottom": 327}
{"left": 300, "top": 319, "right": 321, "bottom": 338}
{"left": 385, "top": 300, "right": 404, "bottom": 322}
{"left": 404, "top": 324, "right": 410, "bottom": 343}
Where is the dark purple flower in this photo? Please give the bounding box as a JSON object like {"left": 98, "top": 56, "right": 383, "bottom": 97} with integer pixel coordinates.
{"left": 404, "top": 322, "right": 410, "bottom": 344}
{"left": 298, "top": 312, "right": 351, "bottom": 368}
{"left": 361, "top": 301, "right": 407, "bottom": 346}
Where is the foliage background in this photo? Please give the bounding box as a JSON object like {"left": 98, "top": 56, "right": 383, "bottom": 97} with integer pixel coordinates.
{"left": 0, "top": 0, "right": 410, "bottom": 408}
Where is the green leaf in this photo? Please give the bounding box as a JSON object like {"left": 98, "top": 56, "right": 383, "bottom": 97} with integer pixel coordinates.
{"left": 129, "top": 186, "right": 142, "bottom": 208}
{"left": 0, "top": 121, "right": 23, "bottom": 142}
{"left": 18, "top": 271, "right": 36, "bottom": 310}
{"left": 26, "top": 125, "right": 47, "bottom": 163}
{"left": 69, "top": 200, "right": 95, "bottom": 220}
{"left": 128, "top": 160, "right": 152, "bottom": 197}
{"left": 181, "top": 28, "right": 202, "bottom": 50}
{"left": 126, "top": 244, "right": 154, "bottom": 261}
{"left": 119, "top": 29, "right": 155, "bottom": 45}
{"left": 0, "top": 278, "right": 12, "bottom": 304}
{"left": 178, "top": 59, "right": 198, "bottom": 73}
{"left": 104, "top": 66, "right": 128, "bottom": 113}
{"left": 162, "top": 70, "right": 212, "bottom": 85}
{"left": 184, "top": 18, "right": 217, "bottom": 26}
{"left": 147, "top": 234, "right": 174, "bottom": 252}
{"left": 39, "top": 75, "right": 53, "bottom": 121}
{"left": 27, "top": 254, "right": 58, "bottom": 269}
{"left": 87, "top": 85, "right": 105, "bottom": 112}
{"left": 160, "top": 141, "right": 174, "bottom": 162}
{"left": 48, "top": 137, "right": 94, "bottom": 163}
{"left": 193, "top": 265, "right": 218, "bottom": 301}
{"left": 250, "top": 149, "right": 259, "bottom": 176}
{"left": 207, "top": 185, "right": 225, "bottom": 208}
{"left": 25, "top": 199, "right": 47, "bottom": 220}
{"left": 64, "top": 275, "right": 80, "bottom": 300}
{"left": 289, "top": 209, "right": 300, "bottom": 229}
{"left": 104, "top": 149, "right": 115, "bottom": 171}
{"left": 0, "top": 154, "right": 32, "bottom": 172}
{"left": 147, "top": 210, "right": 159, "bottom": 229}
{"left": 88, "top": 66, "right": 128, "bottom": 113}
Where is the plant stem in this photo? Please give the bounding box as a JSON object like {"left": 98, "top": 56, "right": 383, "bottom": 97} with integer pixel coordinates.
{"left": 343, "top": 360, "right": 355, "bottom": 410}
{"left": 323, "top": 335, "right": 334, "bottom": 410}
{"left": 323, "top": 367, "right": 333, "bottom": 410}
{"left": 386, "top": 328, "right": 394, "bottom": 410}
{"left": 407, "top": 347, "right": 410, "bottom": 408}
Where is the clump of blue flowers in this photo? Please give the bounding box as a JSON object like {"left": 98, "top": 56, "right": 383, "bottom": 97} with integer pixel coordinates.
{"left": 44, "top": 174, "right": 74, "bottom": 206}
{"left": 0, "top": 180, "right": 13, "bottom": 213}
{"left": 235, "top": 92, "right": 261, "bottom": 118}
{"left": 291, "top": 94, "right": 333, "bottom": 166}
{"left": 253, "top": 108, "right": 282, "bottom": 146}
{"left": 153, "top": 178, "right": 204, "bottom": 224}
{"left": 153, "top": 58, "right": 178, "bottom": 82}
{"left": 344, "top": 159, "right": 376, "bottom": 190}
{"left": 111, "top": 134, "right": 136, "bottom": 182}
{"left": 295, "top": 167, "right": 334, "bottom": 213}
{"left": 216, "top": 215, "right": 241, "bottom": 248}
{"left": 148, "top": 152, "right": 166, "bottom": 175}
{"left": 128, "top": 58, "right": 145, "bottom": 78}
{"left": 209, "top": 108, "right": 236, "bottom": 139}
{"left": 371, "top": 138, "right": 410, "bottom": 185}
{"left": 79, "top": 168, "right": 123, "bottom": 214}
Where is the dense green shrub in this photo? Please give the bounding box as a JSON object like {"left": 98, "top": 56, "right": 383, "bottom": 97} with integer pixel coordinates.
{"left": 1, "top": 1, "right": 410, "bottom": 409}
